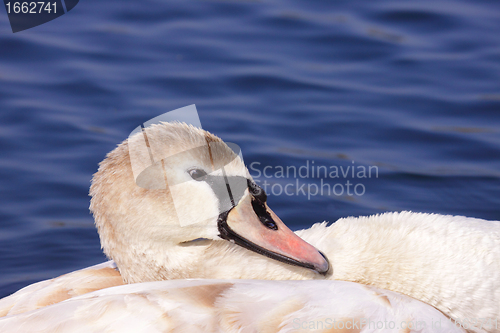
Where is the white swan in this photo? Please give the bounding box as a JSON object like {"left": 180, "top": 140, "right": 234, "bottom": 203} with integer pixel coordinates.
{"left": 0, "top": 122, "right": 498, "bottom": 333}
{"left": 0, "top": 277, "right": 468, "bottom": 333}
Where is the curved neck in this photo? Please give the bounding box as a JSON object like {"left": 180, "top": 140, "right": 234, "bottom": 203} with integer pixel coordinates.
{"left": 117, "top": 239, "right": 323, "bottom": 283}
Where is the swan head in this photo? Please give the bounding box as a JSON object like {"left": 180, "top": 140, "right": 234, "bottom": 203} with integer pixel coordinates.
{"left": 90, "top": 122, "right": 329, "bottom": 282}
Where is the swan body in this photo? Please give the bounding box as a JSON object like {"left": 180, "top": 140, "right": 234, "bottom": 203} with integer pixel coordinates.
{"left": 0, "top": 122, "right": 498, "bottom": 332}
{"left": 0, "top": 261, "right": 122, "bottom": 318}
{"left": 0, "top": 279, "right": 468, "bottom": 333}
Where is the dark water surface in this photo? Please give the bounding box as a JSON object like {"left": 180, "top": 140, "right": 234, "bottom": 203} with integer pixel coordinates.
{"left": 0, "top": 0, "right": 499, "bottom": 298}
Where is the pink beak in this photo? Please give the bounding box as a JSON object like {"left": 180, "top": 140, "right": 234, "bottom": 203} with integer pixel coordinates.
{"left": 219, "top": 190, "right": 330, "bottom": 274}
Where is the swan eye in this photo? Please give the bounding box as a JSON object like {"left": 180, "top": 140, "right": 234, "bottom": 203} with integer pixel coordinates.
{"left": 188, "top": 168, "right": 208, "bottom": 181}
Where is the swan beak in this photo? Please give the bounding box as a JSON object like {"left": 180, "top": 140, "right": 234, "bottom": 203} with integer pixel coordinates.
{"left": 218, "top": 190, "right": 330, "bottom": 275}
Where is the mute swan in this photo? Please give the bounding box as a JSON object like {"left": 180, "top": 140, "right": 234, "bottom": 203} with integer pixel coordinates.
{"left": 0, "top": 277, "right": 468, "bottom": 333}
{"left": 0, "top": 122, "right": 498, "bottom": 333}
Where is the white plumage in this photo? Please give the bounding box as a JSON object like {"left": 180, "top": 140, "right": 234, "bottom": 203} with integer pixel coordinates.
{"left": 0, "top": 277, "right": 469, "bottom": 333}
{"left": 0, "top": 122, "right": 498, "bottom": 333}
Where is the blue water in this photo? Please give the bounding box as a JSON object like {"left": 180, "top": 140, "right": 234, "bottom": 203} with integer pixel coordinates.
{"left": 0, "top": 0, "right": 499, "bottom": 298}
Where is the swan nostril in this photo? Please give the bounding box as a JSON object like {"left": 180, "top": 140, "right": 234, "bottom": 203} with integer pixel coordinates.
{"left": 251, "top": 198, "right": 277, "bottom": 230}
{"left": 247, "top": 179, "right": 267, "bottom": 203}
